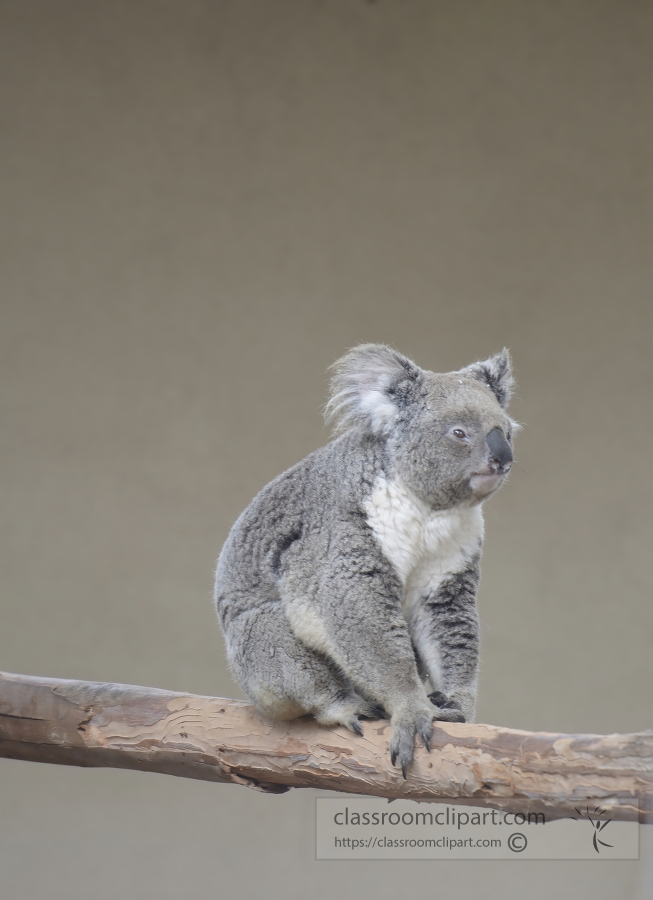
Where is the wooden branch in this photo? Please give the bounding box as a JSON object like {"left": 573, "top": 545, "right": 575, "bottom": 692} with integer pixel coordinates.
{"left": 1, "top": 671, "right": 651, "bottom": 822}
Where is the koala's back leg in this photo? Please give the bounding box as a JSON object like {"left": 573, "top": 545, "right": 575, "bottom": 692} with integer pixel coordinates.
{"left": 225, "top": 601, "right": 382, "bottom": 733}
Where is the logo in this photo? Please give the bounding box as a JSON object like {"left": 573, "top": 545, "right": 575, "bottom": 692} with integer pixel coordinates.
{"left": 507, "top": 832, "right": 527, "bottom": 852}
{"left": 570, "top": 806, "right": 614, "bottom": 853}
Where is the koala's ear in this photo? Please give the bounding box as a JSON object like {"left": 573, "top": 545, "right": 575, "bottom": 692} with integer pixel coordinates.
{"left": 459, "top": 349, "right": 514, "bottom": 409}
{"left": 325, "top": 344, "right": 422, "bottom": 436}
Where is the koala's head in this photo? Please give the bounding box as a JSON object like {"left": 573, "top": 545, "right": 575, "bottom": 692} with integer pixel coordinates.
{"left": 326, "top": 344, "right": 518, "bottom": 509}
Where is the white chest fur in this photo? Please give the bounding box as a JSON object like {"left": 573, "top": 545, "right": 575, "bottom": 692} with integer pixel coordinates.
{"left": 363, "top": 475, "right": 484, "bottom": 623}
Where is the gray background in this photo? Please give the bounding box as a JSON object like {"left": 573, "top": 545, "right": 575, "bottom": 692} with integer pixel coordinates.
{"left": 0, "top": 1, "right": 652, "bottom": 897}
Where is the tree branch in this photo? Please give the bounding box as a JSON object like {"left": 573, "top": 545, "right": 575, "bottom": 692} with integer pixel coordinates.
{"left": 1, "top": 671, "right": 650, "bottom": 822}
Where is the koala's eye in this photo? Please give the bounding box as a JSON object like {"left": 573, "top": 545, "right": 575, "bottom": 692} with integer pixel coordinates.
{"left": 452, "top": 429, "right": 467, "bottom": 440}
{"left": 506, "top": 431, "right": 512, "bottom": 442}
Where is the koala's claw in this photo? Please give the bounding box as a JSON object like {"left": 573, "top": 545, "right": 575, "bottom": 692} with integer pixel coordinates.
{"left": 349, "top": 717, "right": 364, "bottom": 737}
{"left": 390, "top": 747, "right": 407, "bottom": 779}
{"left": 389, "top": 726, "right": 414, "bottom": 777}
{"left": 389, "top": 712, "right": 433, "bottom": 778}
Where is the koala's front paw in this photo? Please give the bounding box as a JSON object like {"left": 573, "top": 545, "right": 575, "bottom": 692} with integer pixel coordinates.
{"left": 359, "top": 702, "right": 388, "bottom": 720}
{"left": 389, "top": 707, "right": 433, "bottom": 778}
{"left": 432, "top": 707, "right": 465, "bottom": 723}
{"left": 314, "top": 693, "right": 387, "bottom": 735}
{"left": 428, "top": 691, "right": 467, "bottom": 723}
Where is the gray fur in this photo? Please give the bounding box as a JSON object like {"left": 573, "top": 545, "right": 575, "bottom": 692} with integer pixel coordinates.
{"left": 215, "top": 344, "right": 516, "bottom": 774}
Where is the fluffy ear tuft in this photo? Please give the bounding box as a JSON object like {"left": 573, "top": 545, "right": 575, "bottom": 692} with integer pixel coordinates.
{"left": 459, "top": 349, "right": 515, "bottom": 409}
{"left": 325, "top": 344, "right": 421, "bottom": 436}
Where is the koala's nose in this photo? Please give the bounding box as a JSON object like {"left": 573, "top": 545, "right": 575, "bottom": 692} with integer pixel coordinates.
{"left": 485, "top": 427, "right": 513, "bottom": 470}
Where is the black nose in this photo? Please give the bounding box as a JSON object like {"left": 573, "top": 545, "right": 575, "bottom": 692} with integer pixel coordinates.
{"left": 485, "top": 427, "right": 513, "bottom": 470}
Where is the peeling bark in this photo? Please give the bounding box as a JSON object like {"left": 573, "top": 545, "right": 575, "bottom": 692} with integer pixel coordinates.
{"left": 1, "top": 671, "right": 651, "bottom": 822}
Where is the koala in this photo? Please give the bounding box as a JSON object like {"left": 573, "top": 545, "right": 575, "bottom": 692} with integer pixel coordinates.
{"left": 215, "top": 345, "right": 516, "bottom": 776}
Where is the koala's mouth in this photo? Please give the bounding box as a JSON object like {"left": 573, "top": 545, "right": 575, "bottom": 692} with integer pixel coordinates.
{"left": 469, "top": 471, "right": 507, "bottom": 495}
